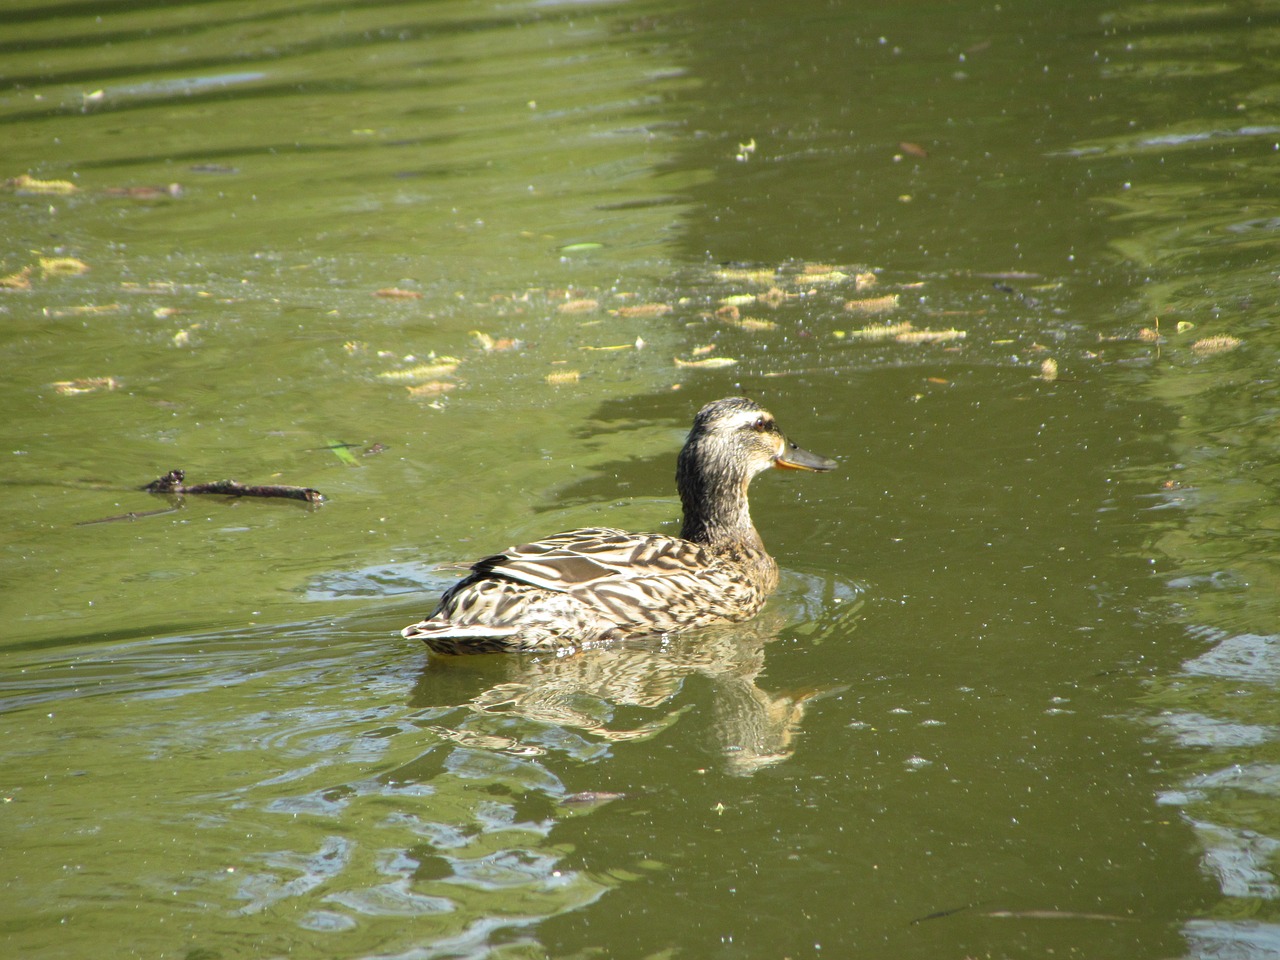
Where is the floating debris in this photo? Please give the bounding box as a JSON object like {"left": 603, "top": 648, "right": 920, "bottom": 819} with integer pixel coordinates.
{"left": 5, "top": 174, "right": 78, "bottom": 195}
{"left": 898, "top": 141, "right": 929, "bottom": 158}
{"left": 724, "top": 316, "right": 777, "bottom": 332}
{"left": 374, "top": 287, "right": 422, "bottom": 299}
{"left": 844, "top": 294, "right": 899, "bottom": 314}
{"left": 854, "top": 272, "right": 878, "bottom": 291}
{"left": 470, "top": 331, "right": 522, "bottom": 352}
{"left": 50, "top": 376, "right": 121, "bottom": 395}
{"left": 40, "top": 256, "right": 89, "bottom": 277}
{"left": 613, "top": 303, "right": 672, "bottom": 318}
{"left": 715, "top": 266, "right": 777, "bottom": 285}
{"left": 896, "top": 328, "right": 965, "bottom": 344}
{"left": 323, "top": 440, "right": 361, "bottom": 467}
{"left": 557, "top": 298, "right": 599, "bottom": 314}
{"left": 378, "top": 360, "right": 460, "bottom": 381}
{"left": 1038, "top": 358, "right": 1059, "bottom": 381}
{"left": 545, "top": 369, "right": 581, "bottom": 384}
{"left": 0, "top": 266, "right": 32, "bottom": 290}
{"left": 558, "top": 242, "right": 604, "bottom": 254}
{"left": 406, "top": 381, "right": 456, "bottom": 397}
{"left": 674, "top": 356, "right": 737, "bottom": 369}
{"left": 798, "top": 268, "right": 848, "bottom": 285}
{"left": 143, "top": 469, "right": 324, "bottom": 504}
{"left": 844, "top": 321, "right": 913, "bottom": 340}
{"left": 1191, "top": 335, "right": 1242, "bottom": 356}
{"left": 757, "top": 286, "right": 787, "bottom": 307}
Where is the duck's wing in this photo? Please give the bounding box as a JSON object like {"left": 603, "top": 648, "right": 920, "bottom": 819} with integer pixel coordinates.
{"left": 474, "top": 527, "right": 714, "bottom": 593}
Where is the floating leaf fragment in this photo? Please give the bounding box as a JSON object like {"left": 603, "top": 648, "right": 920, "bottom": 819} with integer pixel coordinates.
{"left": 1038, "top": 358, "right": 1059, "bottom": 381}
{"left": 854, "top": 272, "right": 878, "bottom": 291}
{"left": 898, "top": 141, "right": 929, "bottom": 158}
{"left": 40, "top": 257, "right": 89, "bottom": 277}
{"left": 0, "top": 266, "right": 33, "bottom": 290}
{"left": 1175, "top": 320, "right": 1195, "bottom": 333}
{"left": 470, "top": 330, "right": 522, "bottom": 352}
{"left": 718, "top": 294, "right": 757, "bottom": 307}
{"left": 378, "top": 361, "right": 460, "bottom": 382}
{"left": 556, "top": 298, "right": 598, "bottom": 314}
{"left": 324, "top": 440, "right": 361, "bottom": 467}
{"left": 581, "top": 342, "right": 635, "bottom": 352}
{"left": 845, "top": 321, "right": 913, "bottom": 340}
{"left": 6, "top": 174, "right": 78, "bottom": 195}
{"left": 798, "top": 268, "right": 848, "bottom": 285}
{"left": 844, "top": 294, "right": 899, "bottom": 314}
{"left": 406, "top": 381, "right": 456, "bottom": 397}
{"left": 674, "top": 356, "right": 738, "bottom": 369}
{"left": 896, "top": 328, "right": 965, "bottom": 344}
{"left": 757, "top": 286, "right": 787, "bottom": 307}
{"left": 558, "top": 242, "right": 604, "bottom": 254}
{"left": 1191, "top": 335, "right": 1241, "bottom": 355}
{"left": 374, "top": 287, "right": 422, "bottom": 299}
{"left": 50, "top": 376, "right": 120, "bottom": 396}
{"left": 721, "top": 315, "right": 778, "bottom": 332}
{"left": 691, "top": 343, "right": 718, "bottom": 357}
{"left": 545, "top": 369, "right": 581, "bottom": 384}
{"left": 715, "top": 304, "right": 740, "bottom": 322}
{"left": 715, "top": 266, "right": 777, "bottom": 285}
{"left": 1137, "top": 327, "right": 1160, "bottom": 343}
{"left": 613, "top": 303, "right": 672, "bottom": 318}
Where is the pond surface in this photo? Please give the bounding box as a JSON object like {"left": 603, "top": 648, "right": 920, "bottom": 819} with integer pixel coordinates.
{"left": 3, "top": 0, "right": 1280, "bottom": 957}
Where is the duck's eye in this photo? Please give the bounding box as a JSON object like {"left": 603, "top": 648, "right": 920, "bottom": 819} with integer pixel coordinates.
{"left": 752, "top": 416, "right": 769, "bottom": 433}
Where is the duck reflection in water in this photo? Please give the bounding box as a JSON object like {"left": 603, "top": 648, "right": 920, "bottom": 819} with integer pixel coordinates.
{"left": 410, "top": 588, "right": 861, "bottom": 776}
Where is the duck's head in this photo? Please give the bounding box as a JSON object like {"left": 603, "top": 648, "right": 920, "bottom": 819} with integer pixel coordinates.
{"left": 679, "top": 397, "right": 836, "bottom": 488}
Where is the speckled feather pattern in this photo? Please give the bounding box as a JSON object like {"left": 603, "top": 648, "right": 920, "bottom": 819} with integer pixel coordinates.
{"left": 401, "top": 398, "right": 833, "bottom": 654}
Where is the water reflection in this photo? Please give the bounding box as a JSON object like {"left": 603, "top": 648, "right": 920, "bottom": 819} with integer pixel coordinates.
{"left": 409, "top": 572, "right": 863, "bottom": 776}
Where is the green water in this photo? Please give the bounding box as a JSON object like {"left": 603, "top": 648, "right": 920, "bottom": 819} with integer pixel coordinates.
{"left": 3, "top": 0, "right": 1279, "bottom": 957}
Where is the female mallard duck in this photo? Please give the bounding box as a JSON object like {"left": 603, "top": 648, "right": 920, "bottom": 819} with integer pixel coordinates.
{"left": 402, "top": 397, "right": 835, "bottom": 654}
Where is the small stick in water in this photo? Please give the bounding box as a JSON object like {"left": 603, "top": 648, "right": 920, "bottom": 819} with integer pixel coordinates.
{"left": 142, "top": 469, "right": 325, "bottom": 504}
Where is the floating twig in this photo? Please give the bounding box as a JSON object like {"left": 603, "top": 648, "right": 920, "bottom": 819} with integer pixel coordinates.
{"left": 76, "top": 506, "right": 183, "bottom": 526}
{"left": 142, "top": 469, "right": 325, "bottom": 504}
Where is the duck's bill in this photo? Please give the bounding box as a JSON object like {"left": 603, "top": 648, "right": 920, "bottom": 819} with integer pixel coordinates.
{"left": 774, "top": 442, "right": 837, "bottom": 472}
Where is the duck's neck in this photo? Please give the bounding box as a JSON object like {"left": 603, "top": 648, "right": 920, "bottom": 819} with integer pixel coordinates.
{"left": 677, "top": 454, "right": 765, "bottom": 556}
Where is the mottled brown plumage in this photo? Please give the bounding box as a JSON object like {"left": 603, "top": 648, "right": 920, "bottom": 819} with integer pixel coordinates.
{"left": 402, "top": 397, "right": 835, "bottom": 654}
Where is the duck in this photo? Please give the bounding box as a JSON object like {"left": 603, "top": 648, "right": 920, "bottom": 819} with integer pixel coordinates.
{"left": 402, "top": 397, "right": 836, "bottom": 654}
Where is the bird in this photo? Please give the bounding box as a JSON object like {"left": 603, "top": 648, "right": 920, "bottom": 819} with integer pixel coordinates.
{"left": 401, "top": 397, "right": 835, "bottom": 654}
